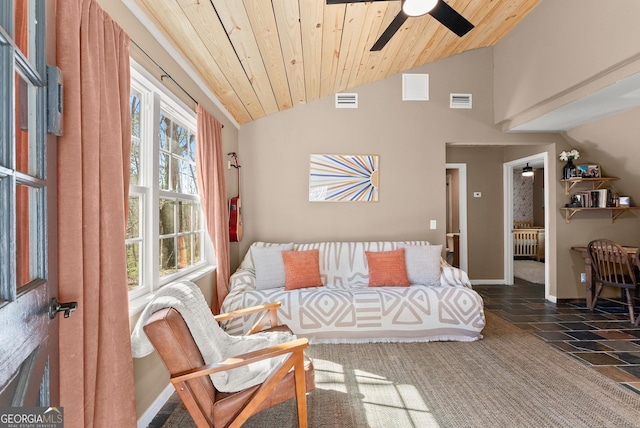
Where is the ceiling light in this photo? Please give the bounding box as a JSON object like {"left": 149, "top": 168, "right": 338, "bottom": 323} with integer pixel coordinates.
{"left": 402, "top": 0, "right": 438, "bottom": 17}
{"left": 522, "top": 163, "right": 534, "bottom": 177}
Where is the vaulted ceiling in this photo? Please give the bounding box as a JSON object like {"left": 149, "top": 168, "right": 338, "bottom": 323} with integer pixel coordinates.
{"left": 132, "top": 0, "right": 540, "bottom": 124}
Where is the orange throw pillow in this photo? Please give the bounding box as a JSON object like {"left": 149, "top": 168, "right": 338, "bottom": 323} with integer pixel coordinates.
{"left": 282, "top": 249, "right": 323, "bottom": 290}
{"left": 365, "top": 249, "right": 410, "bottom": 287}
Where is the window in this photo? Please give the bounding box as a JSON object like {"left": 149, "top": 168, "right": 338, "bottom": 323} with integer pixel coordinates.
{"left": 127, "top": 62, "right": 208, "bottom": 303}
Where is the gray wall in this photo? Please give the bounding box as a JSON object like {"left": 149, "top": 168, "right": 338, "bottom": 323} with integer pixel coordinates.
{"left": 239, "top": 48, "right": 556, "bottom": 271}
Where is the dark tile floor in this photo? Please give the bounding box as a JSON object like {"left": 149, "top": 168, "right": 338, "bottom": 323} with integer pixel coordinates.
{"left": 148, "top": 279, "right": 640, "bottom": 426}
{"left": 475, "top": 279, "right": 640, "bottom": 394}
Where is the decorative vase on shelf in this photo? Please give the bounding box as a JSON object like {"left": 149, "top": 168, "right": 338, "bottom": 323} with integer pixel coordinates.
{"left": 563, "top": 158, "right": 577, "bottom": 180}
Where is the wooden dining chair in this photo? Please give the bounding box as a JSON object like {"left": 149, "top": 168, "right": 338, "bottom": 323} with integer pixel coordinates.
{"left": 144, "top": 302, "right": 315, "bottom": 428}
{"left": 587, "top": 239, "right": 639, "bottom": 324}
{"left": 635, "top": 249, "right": 640, "bottom": 325}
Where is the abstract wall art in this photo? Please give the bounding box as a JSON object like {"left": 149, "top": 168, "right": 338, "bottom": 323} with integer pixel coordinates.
{"left": 309, "top": 154, "right": 379, "bottom": 202}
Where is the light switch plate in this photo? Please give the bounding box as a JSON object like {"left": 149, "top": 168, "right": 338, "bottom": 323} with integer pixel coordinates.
{"left": 430, "top": 220, "right": 437, "bottom": 230}
{"left": 473, "top": 192, "right": 482, "bottom": 198}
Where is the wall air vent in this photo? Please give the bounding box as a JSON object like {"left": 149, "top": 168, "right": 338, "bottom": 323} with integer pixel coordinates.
{"left": 402, "top": 74, "right": 429, "bottom": 101}
{"left": 335, "top": 93, "right": 358, "bottom": 108}
{"left": 450, "top": 93, "right": 472, "bottom": 109}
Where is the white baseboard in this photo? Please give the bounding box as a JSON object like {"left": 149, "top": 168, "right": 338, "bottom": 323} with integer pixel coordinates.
{"left": 470, "top": 279, "right": 507, "bottom": 285}
{"left": 138, "top": 384, "right": 175, "bottom": 428}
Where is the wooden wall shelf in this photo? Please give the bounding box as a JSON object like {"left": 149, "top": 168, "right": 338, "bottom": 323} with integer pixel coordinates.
{"left": 560, "top": 177, "right": 619, "bottom": 195}
{"left": 561, "top": 206, "right": 639, "bottom": 223}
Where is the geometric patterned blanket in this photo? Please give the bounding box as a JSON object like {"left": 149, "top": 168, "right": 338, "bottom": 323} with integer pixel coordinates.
{"left": 221, "top": 241, "right": 485, "bottom": 344}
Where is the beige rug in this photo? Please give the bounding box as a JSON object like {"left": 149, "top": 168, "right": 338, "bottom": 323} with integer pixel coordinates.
{"left": 514, "top": 260, "right": 545, "bottom": 284}
{"left": 162, "top": 312, "right": 640, "bottom": 427}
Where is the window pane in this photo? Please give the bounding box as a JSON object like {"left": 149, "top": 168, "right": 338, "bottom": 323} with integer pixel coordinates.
{"left": 194, "top": 232, "right": 202, "bottom": 263}
{"left": 188, "top": 133, "right": 196, "bottom": 161}
{"left": 15, "top": 72, "right": 31, "bottom": 175}
{"left": 178, "top": 201, "right": 191, "bottom": 233}
{"left": 194, "top": 203, "right": 201, "bottom": 230}
{"left": 177, "top": 235, "right": 192, "bottom": 269}
{"left": 171, "top": 122, "right": 181, "bottom": 154}
{"left": 159, "top": 152, "right": 169, "bottom": 190}
{"left": 170, "top": 156, "right": 179, "bottom": 192}
{"left": 174, "top": 125, "right": 189, "bottom": 158}
{"left": 126, "top": 242, "right": 141, "bottom": 290}
{"left": 15, "top": 0, "right": 29, "bottom": 61}
{"left": 159, "top": 237, "right": 176, "bottom": 276}
{"left": 130, "top": 91, "right": 141, "bottom": 138}
{"left": 130, "top": 91, "right": 141, "bottom": 186}
{"left": 177, "top": 159, "right": 197, "bottom": 195}
{"left": 159, "top": 114, "right": 170, "bottom": 150}
{"left": 14, "top": 0, "right": 43, "bottom": 69}
{"left": 16, "top": 184, "right": 40, "bottom": 288}
{"left": 127, "top": 195, "right": 140, "bottom": 238}
{"left": 159, "top": 198, "right": 175, "bottom": 235}
{"left": 130, "top": 139, "right": 140, "bottom": 186}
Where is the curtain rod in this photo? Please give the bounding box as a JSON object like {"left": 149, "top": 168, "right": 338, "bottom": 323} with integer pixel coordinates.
{"left": 131, "top": 40, "right": 198, "bottom": 105}
{"left": 131, "top": 40, "right": 224, "bottom": 128}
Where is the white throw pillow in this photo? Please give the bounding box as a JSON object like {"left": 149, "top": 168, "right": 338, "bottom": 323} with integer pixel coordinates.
{"left": 398, "top": 243, "right": 443, "bottom": 286}
{"left": 251, "top": 243, "right": 294, "bottom": 290}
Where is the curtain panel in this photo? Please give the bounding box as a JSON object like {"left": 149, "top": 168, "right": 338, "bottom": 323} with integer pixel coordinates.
{"left": 56, "top": 0, "right": 137, "bottom": 426}
{"left": 195, "top": 104, "right": 230, "bottom": 313}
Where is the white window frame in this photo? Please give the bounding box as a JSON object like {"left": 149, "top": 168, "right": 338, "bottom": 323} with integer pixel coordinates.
{"left": 128, "top": 60, "right": 213, "bottom": 312}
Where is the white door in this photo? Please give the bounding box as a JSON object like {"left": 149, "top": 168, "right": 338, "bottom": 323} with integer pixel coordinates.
{"left": 0, "top": 1, "right": 67, "bottom": 407}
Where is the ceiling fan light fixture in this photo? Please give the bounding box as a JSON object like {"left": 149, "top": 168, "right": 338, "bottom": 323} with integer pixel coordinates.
{"left": 522, "top": 163, "right": 534, "bottom": 177}
{"left": 402, "top": 0, "right": 438, "bottom": 17}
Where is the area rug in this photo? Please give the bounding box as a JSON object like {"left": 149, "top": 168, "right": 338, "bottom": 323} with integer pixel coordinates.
{"left": 162, "top": 311, "right": 640, "bottom": 427}
{"left": 514, "top": 260, "right": 545, "bottom": 284}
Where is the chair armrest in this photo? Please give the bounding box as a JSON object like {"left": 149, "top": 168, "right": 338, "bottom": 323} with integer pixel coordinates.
{"left": 171, "top": 337, "right": 309, "bottom": 383}
{"left": 214, "top": 301, "right": 281, "bottom": 334}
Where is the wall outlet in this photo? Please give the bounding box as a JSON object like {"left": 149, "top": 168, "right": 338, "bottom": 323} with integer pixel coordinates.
{"left": 430, "top": 220, "right": 437, "bottom": 230}
{"left": 580, "top": 272, "right": 587, "bottom": 283}
{"left": 473, "top": 191, "right": 482, "bottom": 198}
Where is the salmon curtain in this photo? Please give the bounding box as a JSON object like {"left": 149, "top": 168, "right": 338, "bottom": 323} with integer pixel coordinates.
{"left": 56, "top": 1, "right": 137, "bottom": 426}
{"left": 195, "top": 104, "right": 230, "bottom": 313}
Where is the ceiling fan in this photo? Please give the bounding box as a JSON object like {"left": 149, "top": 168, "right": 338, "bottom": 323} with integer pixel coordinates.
{"left": 326, "top": 0, "right": 474, "bottom": 51}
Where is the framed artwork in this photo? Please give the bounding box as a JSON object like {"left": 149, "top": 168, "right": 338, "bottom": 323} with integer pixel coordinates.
{"left": 309, "top": 154, "right": 379, "bottom": 202}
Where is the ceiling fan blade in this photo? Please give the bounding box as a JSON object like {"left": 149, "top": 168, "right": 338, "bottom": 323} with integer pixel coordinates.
{"left": 429, "top": 0, "right": 474, "bottom": 37}
{"left": 371, "top": 12, "right": 408, "bottom": 51}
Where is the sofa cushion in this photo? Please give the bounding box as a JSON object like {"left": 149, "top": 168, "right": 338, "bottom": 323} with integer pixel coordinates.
{"left": 252, "top": 243, "right": 294, "bottom": 290}
{"left": 365, "top": 249, "right": 410, "bottom": 287}
{"left": 282, "top": 249, "right": 323, "bottom": 290}
{"left": 398, "top": 243, "right": 443, "bottom": 286}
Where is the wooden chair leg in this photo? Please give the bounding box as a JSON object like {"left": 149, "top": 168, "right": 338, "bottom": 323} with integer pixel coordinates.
{"left": 589, "top": 285, "right": 603, "bottom": 311}
{"left": 294, "top": 354, "right": 308, "bottom": 428}
{"left": 625, "top": 289, "right": 635, "bottom": 323}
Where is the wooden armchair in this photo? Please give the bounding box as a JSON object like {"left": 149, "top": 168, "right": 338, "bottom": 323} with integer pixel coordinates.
{"left": 143, "top": 302, "right": 315, "bottom": 428}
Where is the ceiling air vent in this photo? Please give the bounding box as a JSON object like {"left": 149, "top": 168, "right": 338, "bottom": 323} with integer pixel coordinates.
{"left": 335, "top": 93, "right": 358, "bottom": 108}
{"left": 450, "top": 93, "right": 472, "bottom": 109}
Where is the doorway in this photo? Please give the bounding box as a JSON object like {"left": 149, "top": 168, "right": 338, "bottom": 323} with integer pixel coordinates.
{"left": 503, "top": 153, "right": 550, "bottom": 299}
{"left": 445, "top": 163, "right": 468, "bottom": 273}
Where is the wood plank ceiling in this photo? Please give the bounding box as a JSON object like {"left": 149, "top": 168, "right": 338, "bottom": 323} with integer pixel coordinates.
{"left": 133, "top": 0, "right": 540, "bottom": 125}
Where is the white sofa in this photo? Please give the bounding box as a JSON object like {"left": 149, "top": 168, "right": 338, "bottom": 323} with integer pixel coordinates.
{"left": 220, "top": 241, "right": 485, "bottom": 344}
